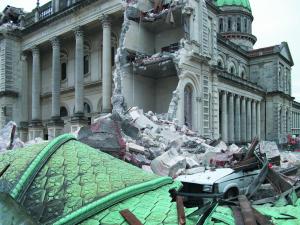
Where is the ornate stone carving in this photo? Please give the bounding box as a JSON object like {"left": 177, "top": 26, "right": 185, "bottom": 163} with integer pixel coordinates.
{"left": 31, "top": 46, "right": 40, "bottom": 55}
{"left": 50, "top": 36, "right": 60, "bottom": 48}
{"left": 100, "top": 14, "right": 111, "bottom": 28}
{"left": 73, "top": 26, "right": 84, "bottom": 38}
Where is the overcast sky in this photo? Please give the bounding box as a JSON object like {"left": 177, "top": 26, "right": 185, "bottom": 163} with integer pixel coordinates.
{"left": 0, "top": 0, "right": 299, "bottom": 101}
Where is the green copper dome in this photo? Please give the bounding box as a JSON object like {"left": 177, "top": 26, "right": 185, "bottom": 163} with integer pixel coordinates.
{"left": 215, "top": 0, "right": 252, "bottom": 12}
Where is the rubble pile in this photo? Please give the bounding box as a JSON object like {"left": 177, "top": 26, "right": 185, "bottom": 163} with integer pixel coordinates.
{"left": 79, "top": 107, "right": 290, "bottom": 178}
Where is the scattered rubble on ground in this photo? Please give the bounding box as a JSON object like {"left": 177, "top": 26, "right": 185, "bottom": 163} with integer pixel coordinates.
{"left": 77, "top": 106, "right": 299, "bottom": 180}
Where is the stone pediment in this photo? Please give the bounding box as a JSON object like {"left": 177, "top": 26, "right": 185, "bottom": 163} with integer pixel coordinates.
{"left": 279, "top": 42, "right": 294, "bottom": 66}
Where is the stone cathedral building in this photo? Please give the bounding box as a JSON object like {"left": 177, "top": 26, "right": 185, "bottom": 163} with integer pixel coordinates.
{"left": 0, "top": 0, "right": 299, "bottom": 143}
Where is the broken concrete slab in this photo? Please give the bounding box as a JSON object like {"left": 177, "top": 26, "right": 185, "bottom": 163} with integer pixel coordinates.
{"left": 150, "top": 148, "right": 187, "bottom": 177}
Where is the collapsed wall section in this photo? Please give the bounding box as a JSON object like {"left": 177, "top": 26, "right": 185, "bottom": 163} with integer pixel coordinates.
{"left": 113, "top": 0, "right": 214, "bottom": 138}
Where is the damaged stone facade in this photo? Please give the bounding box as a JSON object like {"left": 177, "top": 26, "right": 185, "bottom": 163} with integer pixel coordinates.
{"left": 0, "top": 0, "right": 299, "bottom": 144}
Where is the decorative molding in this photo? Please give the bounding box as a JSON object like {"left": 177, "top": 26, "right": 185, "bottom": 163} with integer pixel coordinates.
{"left": 50, "top": 36, "right": 60, "bottom": 48}
{"left": 99, "top": 14, "right": 111, "bottom": 28}
{"left": 31, "top": 46, "right": 40, "bottom": 55}
{"left": 73, "top": 26, "right": 84, "bottom": 38}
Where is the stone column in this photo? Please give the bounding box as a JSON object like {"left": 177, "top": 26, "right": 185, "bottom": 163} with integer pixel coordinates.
{"left": 221, "top": 91, "right": 228, "bottom": 143}
{"left": 101, "top": 15, "right": 112, "bottom": 113}
{"left": 19, "top": 54, "right": 29, "bottom": 142}
{"left": 50, "top": 37, "right": 61, "bottom": 119}
{"left": 29, "top": 46, "right": 44, "bottom": 140}
{"left": 241, "top": 97, "right": 247, "bottom": 143}
{"left": 71, "top": 27, "right": 87, "bottom": 133}
{"left": 252, "top": 100, "right": 257, "bottom": 139}
{"left": 235, "top": 95, "right": 241, "bottom": 143}
{"left": 48, "top": 37, "right": 64, "bottom": 140}
{"left": 74, "top": 27, "right": 84, "bottom": 115}
{"left": 246, "top": 98, "right": 252, "bottom": 142}
{"left": 228, "top": 93, "right": 235, "bottom": 143}
{"left": 256, "top": 101, "right": 261, "bottom": 139}
{"left": 32, "top": 46, "right": 41, "bottom": 121}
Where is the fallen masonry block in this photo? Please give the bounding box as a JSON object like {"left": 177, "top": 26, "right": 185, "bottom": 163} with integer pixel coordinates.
{"left": 126, "top": 142, "right": 145, "bottom": 154}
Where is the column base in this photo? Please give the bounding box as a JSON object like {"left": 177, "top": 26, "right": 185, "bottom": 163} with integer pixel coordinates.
{"left": 71, "top": 113, "right": 88, "bottom": 133}
{"left": 47, "top": 117, "right": 65, "bottom": 140}
{"left": 18, "top": 122, "right": 29, "bottom": 142}
{"left": 28, "top": 120, "right": 44, "bottom": 141}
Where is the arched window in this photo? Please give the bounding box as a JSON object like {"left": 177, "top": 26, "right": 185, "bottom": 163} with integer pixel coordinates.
{"left": 218, "top": 60, "right": 223, "bottom": 69}
{"left": 237, "top": 17, "right": 241, "bottom": 32}
{"left": 60, "top": 106, "right": 68, "bottom": 117}
{"left": 84, "top": 43, "right": 91, "bottom": 75}
{"left": 60, "top": 50, "right": 68, "bottom": 81}
{"left": 229, "top": 65, "right": 236, "bottom": 75}
{"left": 84, "top": 102, "right": 91, "bottom": 114}
{"left": 219, "top": 18, "right": 224, "bottom": 32}
{"left": 241, "top": 71, "right": 245, "bottom": 79}
{"left": 244, "top": 18, "right": 248, "bottom": 32}
{"left": 228, "top": 17, "right": 232, "bottom": 31}
{"left": 184, "top": 85, "right": 193, "bottom": 129}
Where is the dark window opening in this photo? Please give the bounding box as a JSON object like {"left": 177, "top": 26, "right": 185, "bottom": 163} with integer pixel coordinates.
{"left": 61, "top": 62, "right": 67, "bottom": 81}
{"left": 184, "top": 85, "right": 193, "bottom": 129}
{"left": 237, "top": 17, "right": 241, "bottom": 32}
{"left": 111, "top": 47, "right": 115, "bottom": 66}
{"left": 84, "top": 102, "right": 91, "bottom": 114}
{"left": 219, "top": 18, "right": 223, "bottom": 32}
{"left": 244, "top": 18, "right": 247, "bottom": 32}
{"left": 228, "top": 18, "right": 232, "bottom": 31}
{"left": 218, "top": 61, "right": 223, "bottom": 69}
{"left": 230, "top": 66, "right": 235, "bottom": 75}
{"left": 84, "top": 55, "right": 89, "bottom": 75}
{"left": 241, "top": 72, "right": 245, "bottom": 79}
{"left": 60, "top": 107, "right": 68, "bottom": 117}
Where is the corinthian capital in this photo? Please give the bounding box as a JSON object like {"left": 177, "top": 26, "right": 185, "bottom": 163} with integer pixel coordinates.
{"left": 73, "top": 26, "right": 84, "bottom": 38}
{"left": 100, "top": 14, "right": 111, "bottom": 28}
{"left": 31, "top": 46, "right": 40, "bottom": 55}
{"left": 50, "top": 36, "right": 60, "bottom": 48}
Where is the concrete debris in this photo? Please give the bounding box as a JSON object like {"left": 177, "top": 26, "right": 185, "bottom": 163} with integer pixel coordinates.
{"left": 0, "top": 121, "right": 24, "bottom": 153}
{"left": 126, "top": 142, "right": 145, "bottom": 154}
{"left": 259, "top": 141, "right": 280, "bottom": 160}
{"left": 151, "top": 148, "right": 187, "bottom": 177}
{"left": 23, "top": 138, "right": 46, "bottom": 147}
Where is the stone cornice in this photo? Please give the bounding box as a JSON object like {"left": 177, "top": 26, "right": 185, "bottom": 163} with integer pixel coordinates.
{"left": 266, "top": 91, "right": 295, "bottom": 101}
{"left": 21, "top": 0, "right": 123, "bottom": 51}
{"left": 217, "top": 69, "right": 265, "bottom": 95}
{"left": 41, "top": 80, "right": 102, "bottom": 99}
{"left": 217, "top": 34, "right": 249, "bottom": 58}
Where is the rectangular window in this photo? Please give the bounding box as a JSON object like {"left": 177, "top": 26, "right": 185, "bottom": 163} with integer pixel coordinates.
{"left": 111, "top": 47, "right": 115, "bottom": 66}
{"left": 84, "top": 55, "right": 89, "bottom": 75}
{"left": 219, "top": 18, "right": 223, "bottom": 32}
{"left": 228, "top": 18, "right": 232, "bottom": 31}
{"left": 237, "top": 17, "right": 241, "bottom": 32}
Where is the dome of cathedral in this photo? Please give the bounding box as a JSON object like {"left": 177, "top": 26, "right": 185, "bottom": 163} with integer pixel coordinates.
{"left": 215, "top": 0, "right": 252, "bottom": 12}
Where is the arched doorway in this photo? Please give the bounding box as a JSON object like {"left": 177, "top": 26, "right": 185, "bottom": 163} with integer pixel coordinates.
{"left": 184, "top": 85, "right": 193, "bottom": 129}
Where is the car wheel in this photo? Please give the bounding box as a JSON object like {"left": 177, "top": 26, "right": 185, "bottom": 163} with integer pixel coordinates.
{"left": 224, "top": 188, "right": 239, "bottom": 200}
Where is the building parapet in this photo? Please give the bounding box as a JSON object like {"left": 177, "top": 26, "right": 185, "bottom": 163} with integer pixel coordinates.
{"left": 216, "top": 68, "right": 265, "bottom": 94}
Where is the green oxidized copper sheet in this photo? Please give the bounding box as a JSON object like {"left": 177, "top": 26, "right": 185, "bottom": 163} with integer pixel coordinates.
{"left": 204, "top": 204, "right": 300, "bottom": 225}
{"left": 0, "top": 143, "right": 48, "bottom": 192}
{"left": 20, "top": 140, "right": 160, "bottom": 223}
{"left": 0, "top": 136, "right": 199, "bottom": 224}
{"left": 215, "top": 0, "right": 251, "bottom": 11}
